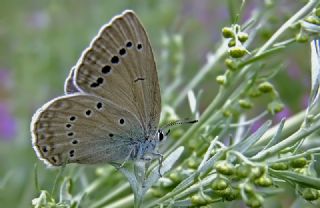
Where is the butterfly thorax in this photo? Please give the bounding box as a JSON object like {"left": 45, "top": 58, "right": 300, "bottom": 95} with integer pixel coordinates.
{"left": 131, "top": 129, "right": 164, "bottom": 161}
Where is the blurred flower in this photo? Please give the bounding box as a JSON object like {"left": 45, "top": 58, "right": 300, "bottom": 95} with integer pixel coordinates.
{"left": 0, "top": 68, "right": 16, "bottom": 141}
{"left": 0, "top": 103, "right": 16, "bottom": 141}
{"left": 251, "top": 119, "right": 264, "bottom": 133}
{"left": 301, "top": 94, "right": 309, "bottom": 108}
{"left": 27, "top": 10, "right": 49, "bottom": 29}
{"left": 274, "top": 106, "right": 292, "bottom": 122}
{"left": 287, "top": 61, "right": 302, "bottom": 80}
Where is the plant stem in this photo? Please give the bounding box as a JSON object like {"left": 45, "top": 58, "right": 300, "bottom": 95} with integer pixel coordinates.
{"left": 173, "top": 41, "right": 227, "bottom": 108}
{"left": 255, "top": 110, "right": 305, "bottom": 146}
{"left": 256, "top": 0, "right": 319, "bottom": 56}
{"left": 89, "top": 183, "right": 130, "bottom": 208}
{"left": 252, "top": 118, "right": 320, "bottom": 161}
{"left": 102, "top": 194, "right": 134, "bottom": 208}
{"left": 268, "top": 147, "right": 320, "bottom": 163}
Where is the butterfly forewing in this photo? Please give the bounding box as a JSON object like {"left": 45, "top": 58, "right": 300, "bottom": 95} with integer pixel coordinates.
{"left": 72, "top": 10, "right": 161, "bottom": 134}
{"left": 32, "top": 94, "right": 143, "bottom": 166}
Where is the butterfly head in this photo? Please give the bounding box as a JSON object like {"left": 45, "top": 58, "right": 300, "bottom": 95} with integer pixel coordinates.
{"left": 157, "top": 129, "right": 168, "bottom": 143}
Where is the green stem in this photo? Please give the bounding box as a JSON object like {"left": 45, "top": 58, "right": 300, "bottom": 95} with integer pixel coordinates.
{"left": 252, "top": 118, "right": 320, "bottom": 161}
{"left": 256, "top": 0, "right": 319, "bottom": 56}
{"left": 255, "top": 111, "right": 305, "bottom": 146}
{"left": 102, "top": 194, "right": 134, "bottom": 208}
{"left": 172, "top": 41, "right": 227, "bottom": 108}
{"left": 268, "top": 147, "right": 320, "bottom": 163}
{"left": 89, "top": 183, "right": 130, "bottom": 208}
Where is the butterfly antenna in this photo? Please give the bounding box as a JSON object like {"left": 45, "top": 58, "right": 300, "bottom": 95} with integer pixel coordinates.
{"left": 162, "top": 119, "right": 198, "bottom": 130}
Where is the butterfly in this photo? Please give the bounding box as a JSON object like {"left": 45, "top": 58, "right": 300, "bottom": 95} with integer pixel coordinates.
{"left": 31, "top": 10, "right": 166, "bottom": 168}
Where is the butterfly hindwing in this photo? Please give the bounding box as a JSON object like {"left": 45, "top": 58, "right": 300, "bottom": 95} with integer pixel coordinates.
{"left": 31, "top": 94, "right": 143, "bottom": 166}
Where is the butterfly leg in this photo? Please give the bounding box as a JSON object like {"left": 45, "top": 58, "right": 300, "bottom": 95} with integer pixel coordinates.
{"left": 118, "top": 147, "right": 135, "bottom": 168}
{"left": 151, "top": 152, "right": 163, "bottom": 177}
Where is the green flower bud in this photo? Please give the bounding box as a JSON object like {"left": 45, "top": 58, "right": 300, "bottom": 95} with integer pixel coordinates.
{"left": 191, "top": 193, "right": 212, "bottom": 205}
{"left": 238, "top": 32, "right": 249, "bottom": 42}
{"left": 211, "top": 178, "right": 229, "bottom": 190}
{"left": 169, "top": 172, "right": 183, "bottom": 183}
{"left": 229, "top": 46, "right": 247, "bottom": 58}
{"left": 228, "top": 39, "right": 236, "bottom": 47}
{"left": 270, "top": 162, "right": 289, "bottom": 170}
{"left": 268, "top": 100, "right": 284, "bottom": 114}
{"left": 295, "top": 32, "right": 309, "bottom": 43}
{"left": 216, "top": 186, "right": 232, "bottom": 198}
{"left": 290, "top": 157, "right": 307, "bottom": 168}
{"left": 304, "top": 16, "right": 320, "bottom": 25}
{"left": 250, "top": 166, "right": 265, "bottom": 179}
{"left": 238, "top": 99, "right": 253, "bottom": 109}
{"left": 187, "top": 157, "right": 201, "bottom": 169}
{"left": 254, "top": 175, "right": 273, "bottom": 187}
{"left": 293, "top": 168, "right": 307, "bottom": 175}
{"left": 244, "top": 184, "right": 255, "bottom": 195}
{"left": 171, "top": 129, "right": 183, "bottom": 140}
{"left": 245, "top": 195, "right": 264, "bottom": 208}
{"left": 235, "top": 164, "right": 251, "bottom": 179}
{"left": 248, "top": 88, "right": 262, "bottom": 98}
{"left": 224, "top": 188, "right": 240, "bottom": 201}
{"left": 225, "top": 58, "right": 237, "bottom": 71}
{"left": 150, "top": 188, "right": 165, "bottom": 197}
{"left": 223, "top": 109, "right": 232, "bottom": 117}
{"left": 302, "top": 188, "right": 319, "bottom": 201}
{"left": 316, "top": 8, "right": 320, "bottom": 18}
{"left": 258, "top": 82, "right": 274, "bottom": 93}
{"left": 222, "top": 27, "right": 234, "bottom": 38}
{"left": 216, "top": 75, "right": 227, "bottom": 85}
{"left": 191, "top": 194, "right": 206, "bottom": 205}
{"left": 215, "top": 161, "right": 235, "bottom": 175}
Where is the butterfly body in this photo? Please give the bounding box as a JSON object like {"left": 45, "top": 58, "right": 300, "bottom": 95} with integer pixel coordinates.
{"left": 31, "top": 10, "right": 163, "bottom": 167}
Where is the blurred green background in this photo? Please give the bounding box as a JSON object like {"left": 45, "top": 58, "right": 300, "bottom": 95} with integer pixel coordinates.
{"left": 0, "top": 0, "right": 312, "bottom": 207}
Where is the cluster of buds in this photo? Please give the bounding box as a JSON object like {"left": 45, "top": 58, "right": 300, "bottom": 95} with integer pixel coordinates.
{"left": 222, "top": 24, "right": 249, "bottom": 58}
{"left": 270, "top": 157, "right": 320, "bottom": 201}
{"left": 296, "top": 7, "right": 320, "bottom": 42}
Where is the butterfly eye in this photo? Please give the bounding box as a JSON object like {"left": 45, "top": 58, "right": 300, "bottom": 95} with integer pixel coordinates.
{"left": 158, "top": 131, "right": 164, "bottom": 141}
{"left": 109, "top": 133, "right": 114, "bottom": 137}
